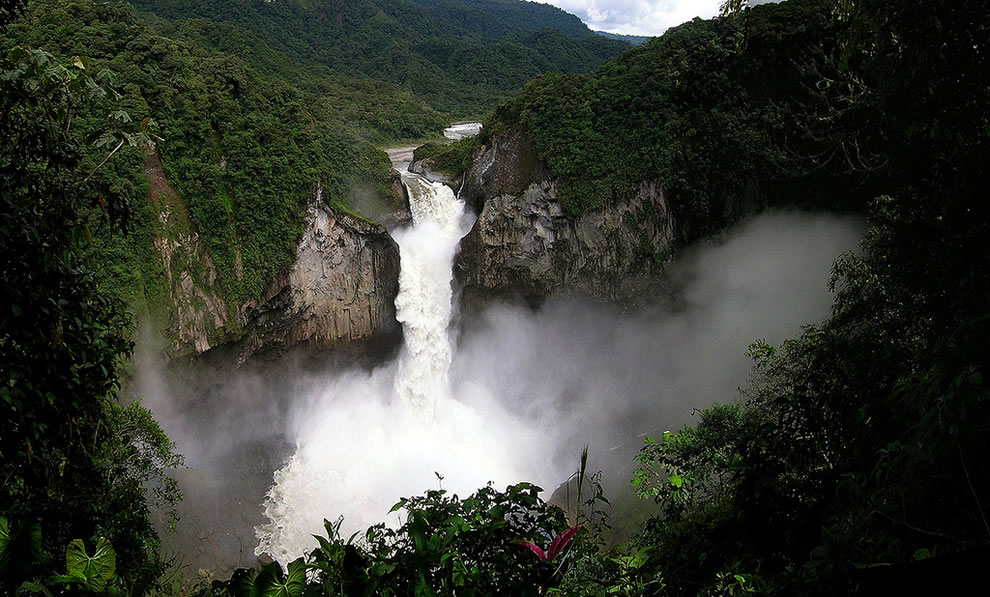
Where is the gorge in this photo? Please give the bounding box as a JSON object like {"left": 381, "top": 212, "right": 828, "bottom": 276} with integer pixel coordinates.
{"left": 4, "top": 0, "right": 985, "bottom": 593}
{"left": 137, "top": 124, "right": 865, "bottom": 573}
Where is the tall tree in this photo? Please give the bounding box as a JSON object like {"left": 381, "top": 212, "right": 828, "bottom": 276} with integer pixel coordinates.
{"left": 0, "top": 45, "right": 181, "bottom": 593}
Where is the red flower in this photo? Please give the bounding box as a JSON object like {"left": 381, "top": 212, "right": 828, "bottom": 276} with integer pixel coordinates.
{"left": 513, "top": 527, "right": 579, "bottom": 562}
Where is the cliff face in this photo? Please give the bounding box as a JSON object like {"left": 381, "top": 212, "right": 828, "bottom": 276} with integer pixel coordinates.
{"left": 229, "top": 192, "right": 401, "bottom": 364}
{"left": 146, "top": 151, "right": 231, "bottom": 355}
{"left": 454, "top": 128, "right": 674, "bottom": 310}
{"left": 148, "top": 155, "right": 401, "bottom": 363}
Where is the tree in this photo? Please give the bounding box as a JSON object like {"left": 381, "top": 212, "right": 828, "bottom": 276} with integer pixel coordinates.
{"left": 0, "top": 0, "right": 27, "bottom": 29}
{"left": 0, "top": 45, "right": 180, "bottom": 593}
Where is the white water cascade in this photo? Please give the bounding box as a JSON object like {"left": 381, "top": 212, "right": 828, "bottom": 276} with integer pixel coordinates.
{"left": 391, "top": 174, "right": 467, "bottom": 422}
{"left": 253, "top": 156, "right": 539, "bottom": 563}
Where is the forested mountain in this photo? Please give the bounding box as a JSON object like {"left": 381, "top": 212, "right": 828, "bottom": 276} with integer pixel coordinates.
{"left": 245, "top": 0, "right": 986, "bottom": 593}
{"left": 478, "top": 0, "right": 882, "bottom": 241}
{"left": 125, "top": 0, "right": 630, "bottom": 113}
{"left": 406, "top": 0, "right": 595, "bottom": 40}
{"left": 3, "top": 0, "right": 412, "bottom": 346}
{"left": 459, "top": 0, "right": 988, "bottom": 593}
{"left": 0, "top": 0, "right": 627, "bottom": 352}
{"left": 0, "top": 0, "right": 630, "bottom": 590}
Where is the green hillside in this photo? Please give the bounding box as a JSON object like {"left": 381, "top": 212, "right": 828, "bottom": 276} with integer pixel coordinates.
{"left": 1, "top": 0, "right": 628, "bottom": 338}
{"left": 3, "top": 0, "right": 986, "bottom": 594}
{"left": 470, "top": 0, "right": 989, "bottom": 593}
{"left": 3, "top": 0, "right": 418, "bottom": 328}
{"left": 124, "top": 0, "right": 631, "bottom": 114}
{"left": 482, "top": 0, "right": 888, "bottom": 241}
{"left": 595, "top": 30, "right": 651, "bottom": 45}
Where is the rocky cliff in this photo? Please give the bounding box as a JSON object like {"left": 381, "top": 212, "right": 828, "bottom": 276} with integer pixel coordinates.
{"left": 148, "top": 155, "right": 401, "bottom": 364}
{"left": 452, "top": 128, "right": 675, "bottom": 310}
{"left": 146, "top": 151, "right": 231, "bottom": 355}
{"left": 227, "top": 189, "right": 401, "bottom": 364}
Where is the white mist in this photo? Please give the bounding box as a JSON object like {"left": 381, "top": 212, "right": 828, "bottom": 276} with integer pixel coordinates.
{"left": 254, "top": 165, "right": 544, "bottom": 563}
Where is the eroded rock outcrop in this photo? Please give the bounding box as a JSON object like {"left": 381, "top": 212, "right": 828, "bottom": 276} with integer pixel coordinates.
{"left": 408, "top": 158, "right": 457, "bottom": 190}
{"left": 146, "top": 151, "right": 231, "bottom": 355}
{"left": 230, "top": 192, "right": 400, "bottom": 364}
{"left": 455, "top": 128, "right": 674, "bottom": 310}
{"left": 148, "top": 154, "right": 400, "bottom": 364}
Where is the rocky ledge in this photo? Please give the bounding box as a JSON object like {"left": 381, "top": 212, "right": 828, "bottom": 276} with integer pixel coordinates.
{"left": 454, "top": 128, "right": 675, "bottom": 311}
{"left": 152, "top": 164, "right": 402, "bottom": 365}
{"left": 226, "top": 190, "right": 401, "bottom": 365}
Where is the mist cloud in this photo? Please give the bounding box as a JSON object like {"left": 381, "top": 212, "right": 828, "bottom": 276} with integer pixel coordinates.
{"left": 136, "top": 209, "right": 863, "bottom": 570}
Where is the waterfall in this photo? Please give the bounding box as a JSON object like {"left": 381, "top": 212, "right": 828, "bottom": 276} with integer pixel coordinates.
{"left": 392, "top": 173, "right": 471, "bottom": 422}
{"left": 253, "top": 166, "right": 501, "bottom": 563}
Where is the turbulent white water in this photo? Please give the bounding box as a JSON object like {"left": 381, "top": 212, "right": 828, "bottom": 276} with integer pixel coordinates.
{"left": 443, "top": 122, "right": 483, "bottom": 140}
{"left": 392, "top": 175, "right": 468, "bottom": 421}
{"left": 254, "top": 166, "right": 540, "bottom": 562}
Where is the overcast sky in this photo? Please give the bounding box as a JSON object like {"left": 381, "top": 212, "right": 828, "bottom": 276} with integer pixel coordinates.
{"left": 540, "top": 0, "right": 778, "bottom": 37}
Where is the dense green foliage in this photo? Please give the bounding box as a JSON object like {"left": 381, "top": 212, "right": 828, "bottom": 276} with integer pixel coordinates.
{"left": 406, "top": 0, "right": 595, "bottom": 41}
{"left": 594, "top": 31, "right": 651, "bottom": 46}
{"left": 2, "top": 0, "right": 629, "bottom": 347}
{"left": 624, "top": 0, "right": 990, "bottom": 593}
{"left": 2, "top": 0, "right": 414, "bottom": 342}
{"left": 484, "top": 0, "right": 876, "bottom": 240}
{"left": 411, "top": 135, "right": 479, "bottom": 180}
{"left": 197, "top": 483, "right": 576, "bottom": 595}
{"left": 124, "top": 0, "right": 630, "bottom": 116}
{"left": 193, "top": 0, "right": 986, "bottom": 593}
{"left": 0, "top": 44, "right": 182, "bottom": 593}
{"left": 197, "top": 474, "right": 663, "bottom": 596}
{"left": 4, "top": 0, "right": 987, "bottom": 593}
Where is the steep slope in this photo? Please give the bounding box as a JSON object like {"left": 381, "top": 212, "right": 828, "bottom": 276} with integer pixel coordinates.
{"left": 3, "top": 0, "right": 406, "bottom": 358}
{"left": 454, "top": 128, "right": 672, "bottom": 309}
{"left": 407, "top": 0, "right": 595, "bottom": 40}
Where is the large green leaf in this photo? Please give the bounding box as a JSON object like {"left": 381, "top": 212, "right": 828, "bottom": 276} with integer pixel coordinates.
{"left": 226, "top": 567, "right": 257, "bottom": 597}
{"left": 0, "top": 517, "right": 9, "bottom": 573}
{"left": 250, "top": 559, "right": 306, "bottom": 597}
{"left": 281, "top": 558, "right": 307, "bottom": 597}
{"left": 65, "top": 537, "right": 116, "bottom": 592}
{"left": 16, "top": 580, "right": 54, "bottom": 596}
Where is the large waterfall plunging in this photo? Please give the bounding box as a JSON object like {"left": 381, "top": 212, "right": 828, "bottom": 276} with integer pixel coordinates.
{"left": 254, "top": 158, "right": 542, "bottom": 563}
{"left": 392, "top": 175, "right": 467, "bottom": 421}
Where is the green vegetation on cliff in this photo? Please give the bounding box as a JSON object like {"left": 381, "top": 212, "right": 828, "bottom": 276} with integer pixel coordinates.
{"left": 484, "top": 0, "right": 878, "bottom": 240}
{"left": 3, "top": 0, "right": 987, "bottom": 594}
{"left": 3, "top": 0, "right": 417, "bottom": 346}
{"left": 2, "top": 0, "right": 630, "bottom": 350}
{"left": 412, "top": 135, "right": 479, "bottom": 179}
{"left": 194, "top": 1, "right": 988, "bottom": 593}
{"left": 473, "top": 0, "right": 989, "bottom": 593}
{"left": 0, "top": 40, "right": 182, "bottom": 593}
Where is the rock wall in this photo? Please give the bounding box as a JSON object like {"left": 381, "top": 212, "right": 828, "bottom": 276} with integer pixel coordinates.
{"left": 408, "top": 158, "right": 458, "bottom": 190}
{"left": 453, "top": 128, "right": 675, "bottom": 310}
{"left": 229, "top": 191, "right": 401, "bottom": 364}
{"left": 146, "top": 151, "right": 231, "bottom": 355}
{"left": 148, "top": 154, "right": 401, "bottom": 364}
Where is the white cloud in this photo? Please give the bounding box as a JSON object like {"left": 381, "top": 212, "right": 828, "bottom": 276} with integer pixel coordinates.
{"left": 541, "top": 0, "right": 772, "bottom": 37}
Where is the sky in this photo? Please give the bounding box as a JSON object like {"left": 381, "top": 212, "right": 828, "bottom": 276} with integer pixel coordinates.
{"left": 540, "top": 0, "right": 778, "bottom": 37}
